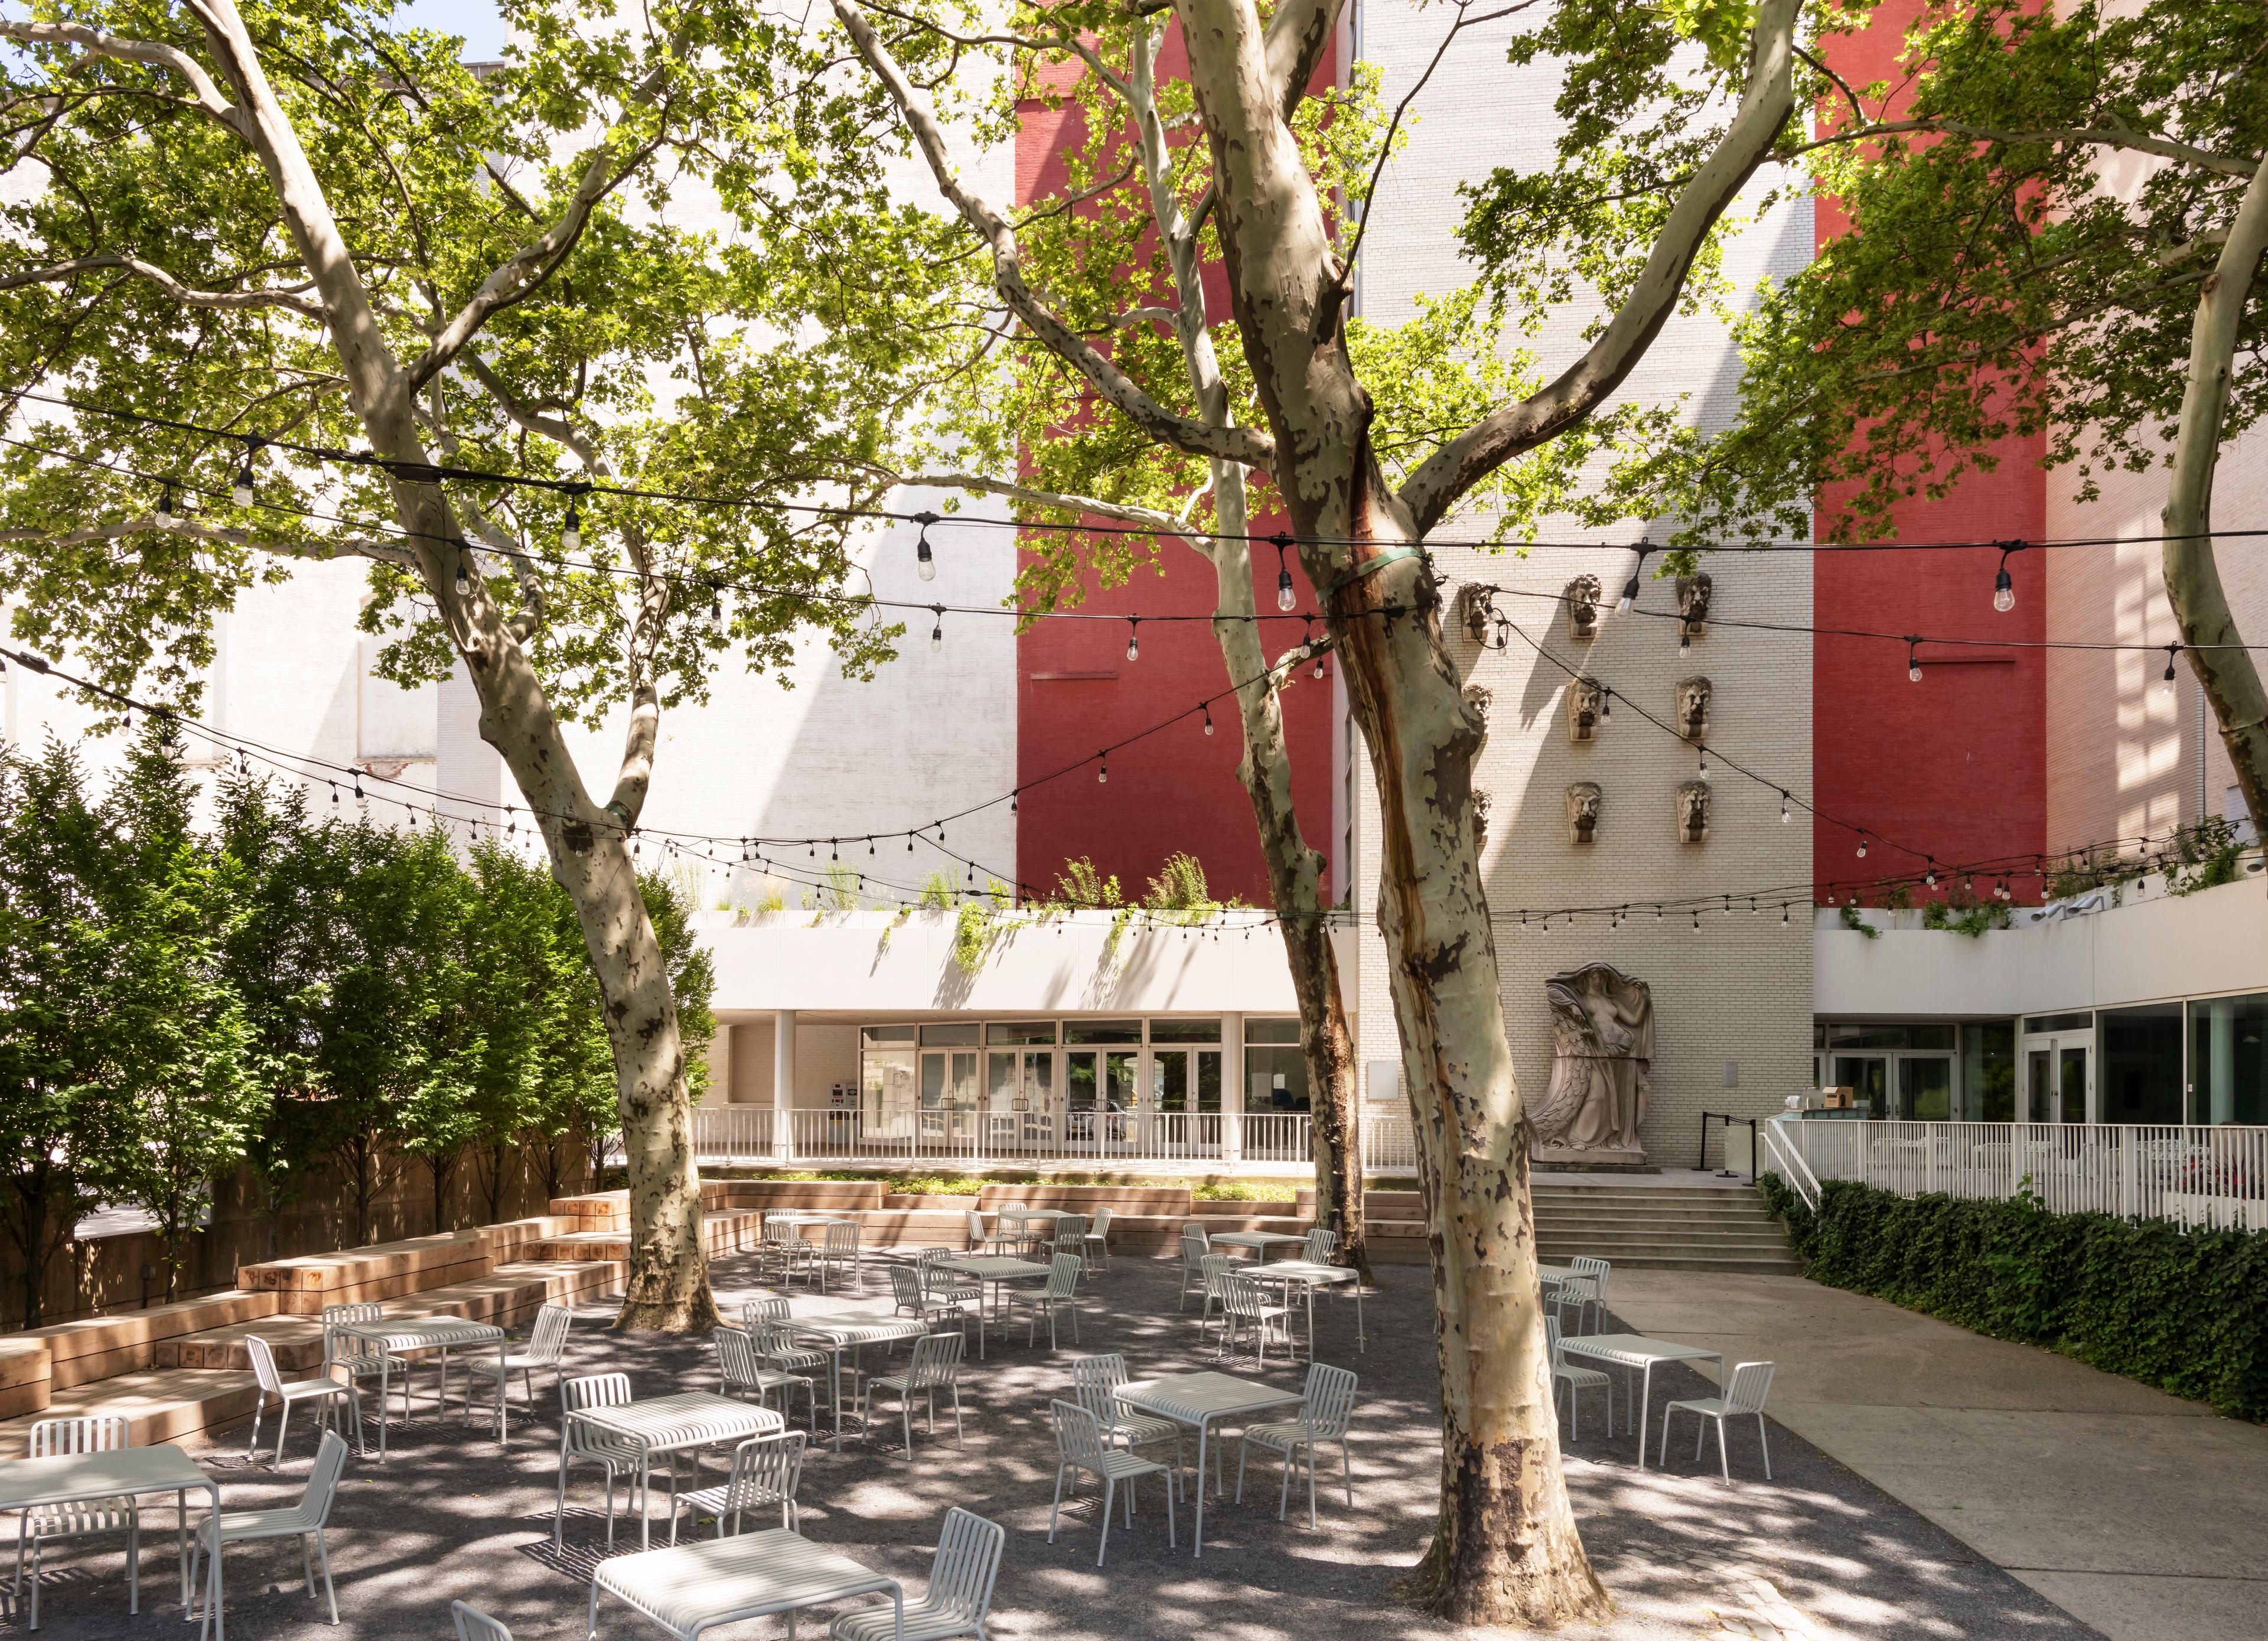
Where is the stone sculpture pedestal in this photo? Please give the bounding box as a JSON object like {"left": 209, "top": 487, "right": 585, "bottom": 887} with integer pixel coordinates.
{"left": 1529, "top": 1143, "right": 1654, "bottom": 1174}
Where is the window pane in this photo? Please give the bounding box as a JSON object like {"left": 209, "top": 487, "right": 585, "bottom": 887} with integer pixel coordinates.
{"left": 1899, "top": 1057, "right": 1952, "bottom": 1121}
{"left": 1244, "top": 1018, "right": 1302, "bottom": 1044}
{"left": 1907, "top": 1025, "right": 1956, "bottom": 1051}
{"left": 920, "top": 1024, "right": 982, "bottom": 1046}
{"left": 1962, "top": 1021, "right": 2016, "bottom": 1121}
{"left": 2023, "top": 1011, "right": 2093, "bottom": 1034}
{"left": 986, "top": 1021, "right": 1058, "bottom": 1045}
{"left": 1246, "top": 1046, "right": 1310, "bottom": 1112}
{"left": 1153, "top": 1053, "right": 1188, "bottom": 1113}
{"left": 1197, "top": 1050, "right": 1222, "bottom": 1115}
{"left": 862, "top": 1049, "right": 915, "bottom": 1128}
{"left": 1148, "top": 1018, "right": 1223, "bottom": 1043}
{"left": 1065, "top": 1020, "right": 1141, "bottom": 1044}
{"left": 2188, "top": 994, "right": 2268, "bottom": 1124}
{"left": 1826, "top": 1024, "right": 1912, "bottom": 1051}
{"left": 2099, "top": 1004, "right": 2182, "bottom": 1124}
{"left": 862, "top": 1024, "right": 916, "bottom": 1046}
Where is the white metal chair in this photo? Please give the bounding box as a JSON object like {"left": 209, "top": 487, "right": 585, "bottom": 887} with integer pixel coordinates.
{"left": 862, "top": 1332, "right": 966, "bottom": 1456}
{"left": 245, "top": 1333, "right": 351, "bottom": 1468}
{"left": 1197, "top": 1252, "right": 1238, "bottom": 1338}
{"left": 964, "top": 1208, "right": 1012, "bottom": 1256}
{"left": 1050, "top": 1213, "right": 1088, "bottom": 1278}
{"left": 1083, "top": 1206, "right": 1113, "bottom": 1271}
{"left": 452, "top": 1600, "right": 513, "bottom": 1640}
{"left": 1008, "top": 1252, "right": 1084, "bottom": 1349}
{"left": 714, "top": 1326, "right": 816, "bottom": 1430}
{"left": 553, "top": 1372, "right": 643, "bottom": 1548}
{"left": 745, "top": 1301, "right": 836, "bottom": 1419}
{"left": 14, "top": 1414, "right": 139, "bottom": 1630}
{"left": 458, "top": 1303, "right": 573, "bottom": 1419}
{"left": 918, "top": 1245, "right": 984, "bottom": 1324}
{"left": 822, "top": 1219, "right": 863, "bottom": 1292}
{"left": 1219, "top": 1271, "right": 1292, "bottom": 1365}
{"left": 1177, "top": 1225, "right": 1210, "bottom": 1310}
{"left": 760, "top": 1218, "right": 814, "bottom": 1286}
{"left": 1071, "top": 1353, "right": 1184, "bottom": 1480}
{"left": 1302, "top": 1226, "right": 1338, "bottom": 1264}
{"left": 1237, "top": 1363, "right": 1358, "bottom": 1528}
{"left": 320, "top": 1302, "right": 410, "bottom": 1450}
{"left": 1547, "top": 1314, "right": 1612, "bottom": 1439}
{"left": 670, "top": 1431, "right": 806, "bottom": 1542}
{"left": 188, "top": 1427, "right": 348, "bottom": 1641}
{"left": 1660, "top": 1361, "right": 1776, "bottom": 1481}
{"left": 1048, "top": 1399, "right": 1175, "bottom": 1566}
{"left": 829, "top": 1507, "right": 1004, "bottom": 1641}
{"left": 1559, "top": 1255, "right": 1611, "bottom": 1334}
{"left": 889, "top": 1263, "right": 963, "bottom": 1336}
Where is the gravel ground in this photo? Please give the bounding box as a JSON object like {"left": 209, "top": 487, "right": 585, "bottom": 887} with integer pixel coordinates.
{"left": 0, "top": 1249, "right": 2097, "bottom": 1640}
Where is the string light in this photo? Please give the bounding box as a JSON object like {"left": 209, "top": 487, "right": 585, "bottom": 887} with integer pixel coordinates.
{"left": 1599, "top": 688, "right": 1611, "bottom": 721}
{"left": 930, "top": 607, "right": 943, "bottom": 651}
{"left": 1697, "top": 744, "right": 1709, "bottom": 777}
{"left": 1907, "top": 636, "right": 1923, "bottom": 683}
{"left": 1617, "top": 543, "right": 1648, "bottom": 613}
{"left": 454, "top": 549, "right": 471, "bottom": 598}
{"left": 1780, "top": 790, "right": 1791, "bottom": 823}
{"left": 1273, "top": 533, "right": 1297, "bottom": 612}
{"left": 155, "top": 486, "right": 177, "bottom": 529}
{"left": 562, "top": 489, "right": 585, "bottom": 552}
{"left": 1993, "top": 541, "right": 2022, "bottom": 613}
{"left": 1202, "top": 705, "right": 1214, "bottom": 736}
{"left": 232, "top": 438, "right": 259, "bottom": 506}
{"left": 1126, "top": 618, "right": 1140, "bottom": 662}
{"left": 1097, "top": 754, "right": 1108, "bottom": 784}
{"left": 914, "top": 510, "right": 939, "bottom": 582}
{"left": 2163, "top": 644, "right": 2180, "bottom": 695}
{"left": 1857, "top": 834, "right": 1869, "bottom": 859}
{"left": 1782, "top": 903, "right": 1791, "bottom": 924}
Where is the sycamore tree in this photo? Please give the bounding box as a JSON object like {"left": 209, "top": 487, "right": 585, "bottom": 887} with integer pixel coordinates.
{"left": 832, "top": 0, "right": 1806, "bottom": 1620}
{"left": 1641, "top": 1, "right": 2268, "bottom": 844}
{"left": 0, "top": 0, "right": 964, "bottom": 1325}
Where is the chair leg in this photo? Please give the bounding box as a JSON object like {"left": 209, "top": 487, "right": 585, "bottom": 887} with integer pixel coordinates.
{"left": 1716, "top": 1418, "right": 1730, "bottom": 1484}
{"left": 1308, "top": 1445, "right": 1319, "bottom": 1529}
{"left": 1278, "top": 1444, "right": 1293, "bottom": 1520}
{"left": 553, "top": 1452, "right": 570, "bottom": 1549}
{"left": 1048, "top": 1463, "right": 1065, "bottom": 1543}
{"left": 247, "top": 1395, "right": 266, "bottom": 1461}
{"left": 315, "top": 1527, "right": 337, "bottom": 1624}
{"left": 27, "top": 1533, "right": 38, "bottom": 1632}
{"left": 274, "top": 1398, "right": 292, "bottom": 1467}
{"left": 1342, "top": 1437, "right": 1354, "bottom": 1507}
{"left": 1236, "top": 1437, "right": 1249, "bottom": 1503}
{"left": 1758, "top": 1414, "right": 1772, "bottom": 1481}
{"left": 301, "top": 1532, "right": 315, "bottom": 1596}
{"left": 1097, "top": 1477, "right": 1115, "bottom": 1567}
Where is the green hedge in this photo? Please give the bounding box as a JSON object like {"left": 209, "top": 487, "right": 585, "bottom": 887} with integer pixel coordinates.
{"left": 1758, "top": 1174, "right": 2268, "bottom": 1421}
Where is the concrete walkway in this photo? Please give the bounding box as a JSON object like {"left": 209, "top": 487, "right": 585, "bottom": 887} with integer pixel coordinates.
{"left": 1611, "top": 1269, "right": 2268, "bottom": 1641}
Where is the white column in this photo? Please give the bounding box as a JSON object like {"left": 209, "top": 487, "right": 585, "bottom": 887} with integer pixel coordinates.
{"left": 2210, "top": 1005, "right": 2236, "bottom": 1125}
{"left": 1221, "top": 1013, "right": 1244, "bottom": 1166}
{"left": 701, "top": 1023, "right": 732, "bottom": 1112}
{"left": 773, "top": 1009, "right": 797, "bottom": 1161}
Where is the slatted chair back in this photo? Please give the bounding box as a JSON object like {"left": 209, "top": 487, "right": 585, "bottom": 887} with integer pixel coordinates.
{"left": 1090, "top": 1205, "right": 1113, "bottom": 1238}
{"left": 1051, "top": 1213, "right": 1087, "bottom": 1254}
{"left": 451, "top": 1600, "right": 514, "bottom": 1641}
{"left": 927, "top": 1507, "right": 1006, "bottom": 1629}
{"left": 1297, "top": 1363, "right": 1358, "bottom": 1438}
{"left": 902, "top": 1330, "right": 965, "bottom": 1391}
{"left": 724, "top": 1431, "right": 806, "bottom": 1528}
{"left": 1545, "top": 1313, "right": 1566, "bottom": 1360}
{"left": 524, "top": 1303, "right": 573, "bottom": 1366}
{"left": 319, "top": 1301, "right": 384, "bottom": 1373}
{"left": 1068, "top": 1352, "right": 1130, "bottom": 1429}
{"left": 245, "top": 1332, "right": 288, "bottom": 1398}
{"left": 1045, "top": 1251, "right": 1083, "bottom": 1301}
{"left": 964, "top": 1209, "right": 988, "bottom": 1247}
{"left": 744, "top": 1295, "right": 790, "bottom": 1329}
{"left": 1223, "top": 1271, "right": 1276, "bottom": 1327}
{"left": 715, "top": 1326, "right": 764, "bottom": 1398}
{"left": 296, "top": 1429, "right": 350, "bottom": 1528}
{"left": 1050, "top": 1397, "right": 1108, "bottom": 1473}
{"left": 27, "top": 1415, "right": 134, "bottom": 1533}
{"left": 824, "top": 1219, "right": 859, "bottom": 1259}
{"left": 1179, "top": 1225, "right": 1210, "bottom": 1285}
{"left": 888, "top": 1262, "right": 929, "bottom": 1317}
{"left": 1721, "top": 1361, "right": 1775, "bottom": 1416}
{"left": 561, "top": 1372, "right": 633, "bottom": 1458}
{"left": 1198, "top": 1252, "right": 1238, "bottom": 1303}
{"left": 1302, "top": 1226, "right": 1338, "bottom": 1263}
{"left": 1567, "top": 1255, "right": 1611, "bottom": 1300}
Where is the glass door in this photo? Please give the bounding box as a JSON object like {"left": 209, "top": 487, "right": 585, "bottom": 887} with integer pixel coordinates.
{"left": 1103, "top": 1050, "right": 1140, "bottom": 1151}
{"left": 2021, "top": 1032, "right": 2091, "bottom": 1124}
{"left": 1065, "top": 1050, "right": 1100, "bottom": 1148}
{"left": 2026, "top": 1049, "right": 2052, "bottom": 1122}
{"left": 1149, "top": 1050, "right": 1224, "bottom": 1155}
{"left": 986, "top": 1049, "right": 1056, "bottom": 1151}
{"left": 1832, "top": 1055, "right": 1888, "bottom": 1119}
{"left": 919, "top": 1049, "right": 979, "bottom": 1145}
{"left": 1896, "top": 1057, "right": 1953, "bottom": 1121}
{"left": 2058, "top": 1044, "right": 2089, "bottom": 1123}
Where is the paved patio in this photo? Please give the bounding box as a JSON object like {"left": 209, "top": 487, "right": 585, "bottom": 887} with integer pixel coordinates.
{"left": 0, "top": 1249, "right": 2093, "bottom": 1641}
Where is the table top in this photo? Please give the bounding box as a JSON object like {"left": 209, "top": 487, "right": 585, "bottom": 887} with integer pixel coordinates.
{"left": 595, "top": 1526, "right": 898, "bottom": 1629}
{"left": 1208, "top": 1230, "right": 1307, "bottom": 1248}
{"left": 939, "top": 1256, "right": 1049, "bottom": 1281}
{"left": 0, "top": 1445, "right": 216, "bottom": 1511}
{"left": 338, "top": 1316, "right": 504, "bottom": 1348}
{"left": 996, "top": 1206, "right": 1073, "bottom": 1221}
{"left": 1117, "top": 1371, "right": 1308, "bottom": 1424}
{"left": 787, "top": 1313, "right": 930, "bottom": 1349}
{"left": 575, "top": 1391, "right": 783, "bottom": 1451}
{"left": 767, "top": 1212, "right": 852, "bottom": 1226}
{"left": 1555, "top": 1333, "right": 1721, "bottom": 1368}
{"left": 1249, "top": 1260, "right": 1357, "bottom": 1287}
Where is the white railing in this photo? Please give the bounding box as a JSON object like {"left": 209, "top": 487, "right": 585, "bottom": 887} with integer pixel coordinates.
{"left": 1770, "top": 1117, "right": 2268, "bottom": 1228}
{"left": 1759, "top": 1116, "right": 1820, "bottom": 1211}
{"left": 687, "top": 1106, "right": 1425, "bottom": 1174}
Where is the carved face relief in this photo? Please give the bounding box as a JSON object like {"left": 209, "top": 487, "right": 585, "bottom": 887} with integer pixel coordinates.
{"left": 1676, "top": 572, "right": 1712, "bottom": 639}
{"left": 1456, "top": 584, "right": 1499, "bottom": 644}
{"left": 1675, "top": 675, "right": 1711, "bottom": 742}
{"left": 1676, "top": 779, "right": 1711, "bottom": 844}
{"left": 1564, "top": 574, "right": 1602, "bottom": 641}
{"left": 1566, "top": 782, "right": 1602, "bottom": 845}
{"left": 1568, "top": 678, "right": 1604, "bottom": 742}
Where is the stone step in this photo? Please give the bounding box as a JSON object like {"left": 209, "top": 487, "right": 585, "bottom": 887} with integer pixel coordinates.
{"left": 529, "top": 1210, "right": 762, "bottom": 1265}
{"left": 0, "top": 1369, "right": 261, "bottom": 1458}
{"left": 17, "top": 1290, "right": 282, "bottom": 1390}
{"left": 1561, "top": 1252, "right": 1807, "bottom": 1275}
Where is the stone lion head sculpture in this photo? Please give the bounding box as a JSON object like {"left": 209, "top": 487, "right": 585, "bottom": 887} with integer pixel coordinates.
{"left": 1566, "top": 782, "right": 1602, "bottom": 845}
{"left": 1564, "top": 574, "right": 1602, "bottom": 641}
{"left": 1676, "top": 779, "right": 1711, "bottom": 844}
{"left": 1675, "top": 675, "right": 1711, "bottom": 742}
{"left": 1568, "top": 678, "right": 1604, "bottom": 742}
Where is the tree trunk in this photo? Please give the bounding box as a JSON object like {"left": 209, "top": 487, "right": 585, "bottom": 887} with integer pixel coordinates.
{"left": 190, "top": 0, "right": 713, "bottom": 1330}
{"left": 2163, "top": 149, "right": 2268, "bottom": 854}
{"left": 1175, "top": 0, "right": 1604, "bottom": 1619}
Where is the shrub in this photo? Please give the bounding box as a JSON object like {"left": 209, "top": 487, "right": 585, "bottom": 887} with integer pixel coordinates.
{"left": 1758, "top": 1174, "right": 2268, "bottom": 1421}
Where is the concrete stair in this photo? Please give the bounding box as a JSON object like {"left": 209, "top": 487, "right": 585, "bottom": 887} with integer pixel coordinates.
{"left": 1530, "top": 1184, "right": 1803, "bottom": 1275}
{"left": 0, "top": 1369, "right": 261, "bottom": 1458}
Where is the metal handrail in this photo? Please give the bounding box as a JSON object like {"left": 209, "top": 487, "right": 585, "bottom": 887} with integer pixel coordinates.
{"left": 1760, "top": 1115, "right": 1820, "bottom": 1210}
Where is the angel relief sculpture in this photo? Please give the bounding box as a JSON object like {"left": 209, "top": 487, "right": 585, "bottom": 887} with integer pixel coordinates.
{"left": 1529, "top": 963, "right": 1653, "bottom": 1158}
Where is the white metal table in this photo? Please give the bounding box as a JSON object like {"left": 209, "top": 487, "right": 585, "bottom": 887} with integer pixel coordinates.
{"left": 935, "top": 1256, "right": 1048, "bottom": 1357}
{"left": 1115, "top": 1370, "right": 1306, "bottom": 1556}
{"left": 588, "top": 1526, "right": 902, "bottom": 1641}
{"left": 337, "top": 1314, "right": 507, "bottom": 1460}
{"left": 1208, "top": 1230, "right": 1305, "bottom": 1262}
{"left": 0, "top": 1445, "right": 223, "bottom": 1636}
{"left": 569, "top": 1390, "right": 784, "bottom": 1549}
{"left": 993, "top": 1206, "right": 1070, "bottom": 1255}
{"left": 1553, "top": 1333, "right": 1724, "bottom": 1470}
{"left": 783, "top": 1314, "right": 930, "bottom": 1449}
{"left": 1247, "top": 1260, "right": 1364, "bottom": 1356}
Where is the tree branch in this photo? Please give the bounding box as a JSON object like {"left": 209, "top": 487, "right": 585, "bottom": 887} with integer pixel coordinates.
{"left": 0, "top": 252, "right": 324, "bottom": 317}
{"left": 1262, "top": 0, "right": 1342, "bottom": 121}
{"left": 0, "top": 19, "right": 245, "bottom": 133}
{"left": 608, "top": 522, "right": 669, "bottom": 828}
{"left": 0, "top": 513, "right": 414, "bottom": 567}
{"left": 1788, "top": 118, "right": 2258, "bottom": 181}
{"left": 832, "top": 0, "right": 1276, "bottom": 470}
{"left": 1399, "top": 0, "right": 1800, "bottom": 534}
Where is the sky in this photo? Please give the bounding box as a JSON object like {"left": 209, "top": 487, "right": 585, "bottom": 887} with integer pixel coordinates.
{"left": 395, "top": 0, "right": 511, "bottom": 62}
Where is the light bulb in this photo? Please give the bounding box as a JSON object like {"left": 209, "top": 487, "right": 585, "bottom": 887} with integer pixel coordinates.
{"left": 1203, "top": 710, "right": 1214, "bottom": 737}
{"left": 930, "top": 620, "right": 942, "bottom": 651}
{"left": 232, "top": 464, "right": 254, "bottom": 507}
{"left": 1909, "top": 660, "right": 1923, "bottom": 683}
{"left": 1993, "top": 567, "right": 2015, "bottom": 612}
{"left": 1312, "top": 653, "right": 1326, "bottom": 680}
{"left": 155, "top": 487, "right": 176, "bottom": 529}
{"left": 1692, "top": 910, "right": 1701, "bottom": 932}
{"left": 562, "top": 500, "right": 582, "bottom": 553}
{"left": 1126, "top": 623, "right": 1139, "bottom": 662}
{"left": 1780, "top": 792, "right": 1791, "bottom": 823}
{"left": 2162, "top": 647, "right": 2179, "bottom": 695}
{"left": 1277, "top": 570, "right": 1296, "bottom": 612}
{"left": 454, "top": 557, "right": 471, "bottom": 597}
{"left": 917, "top": 538, "right": 935, "bottom": 581}
{"left": 1857, "top": 836, "right": 1869, "bottom": 858}
{"left": 1097, "top": 760, "right": 1108, "bottom": 784}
